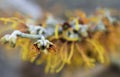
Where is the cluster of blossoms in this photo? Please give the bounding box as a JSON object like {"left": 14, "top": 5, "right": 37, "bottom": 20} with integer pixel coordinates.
{"left": 0, "top": 8, "right": 120, "bottom": 73}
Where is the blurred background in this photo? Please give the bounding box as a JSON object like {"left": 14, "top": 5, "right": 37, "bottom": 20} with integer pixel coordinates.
{"left": 0, "top": 0, "right": 120, "bottom": 77}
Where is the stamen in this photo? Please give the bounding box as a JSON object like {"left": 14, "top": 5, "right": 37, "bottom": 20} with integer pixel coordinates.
{"left": 67, "top": 42, "right": 74, "bottom": 64}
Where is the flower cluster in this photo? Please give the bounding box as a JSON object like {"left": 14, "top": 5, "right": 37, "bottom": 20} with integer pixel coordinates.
{"left": 0, "top": 8, "right": 120, "bottom": 73}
